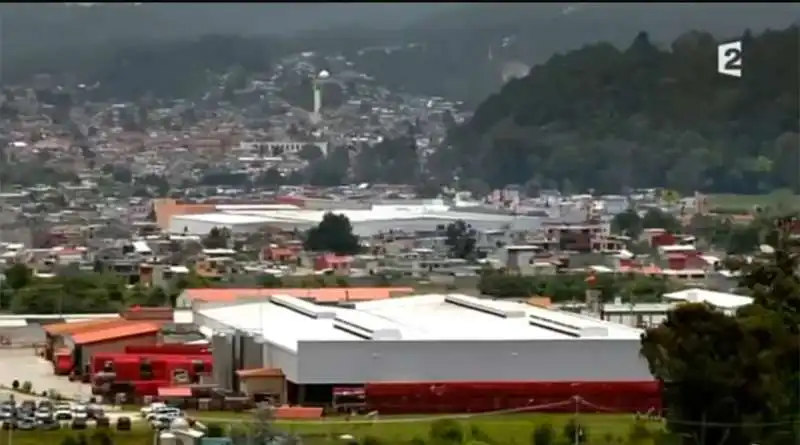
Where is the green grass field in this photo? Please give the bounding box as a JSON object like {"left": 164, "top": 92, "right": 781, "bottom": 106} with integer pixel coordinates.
{"left": 709, "top": 193, "right": 800, "bottom": 212}
{"left": 0, "top": 414, "right": 660, "bottom": 445}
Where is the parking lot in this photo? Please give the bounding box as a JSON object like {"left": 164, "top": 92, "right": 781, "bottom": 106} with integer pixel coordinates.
{"left": 0, "top": 397, "right": 140, "bottom": 432}
{"left": 0, "top": 348, "right": 91, "bottom": 399}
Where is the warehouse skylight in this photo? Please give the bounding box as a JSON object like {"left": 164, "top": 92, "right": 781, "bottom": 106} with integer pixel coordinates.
{"left": 527, "top": 305, "right": 610, "bottom": 338}
{"left": 444, "top": 294, "right": 527, "bottom": 318}
{"left": 269, "top": 295, "right": 336, "bottom": 319}
{"left": 333, "top": 310, "right": 402, "bottom": 340}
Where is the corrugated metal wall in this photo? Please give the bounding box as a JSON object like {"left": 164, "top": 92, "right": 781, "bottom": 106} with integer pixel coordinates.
{"left": 241, "top": 335, "right": 263, "bottom": 369}
{"left": 211, "top": 334, "right": 234, "bottom": 390}
{"left": 296, "top": 338, "right": 652, "bottom": 384}
{"left": 197, "top": 308, "right": 299, "bottom": 390}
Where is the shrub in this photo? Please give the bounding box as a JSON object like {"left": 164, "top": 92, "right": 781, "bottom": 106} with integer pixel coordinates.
{"left": 205, "top": 422, "right": 225, "bottom": 438}
{"left": 627, "top": 421, "right": 652, "bottom": 445}
{"left": 11, "top": 380, "right": 18, "bottom": 390}
{"left": 229, "top": 426, "right": 248, "bottom": 443}
{"left": 91, "top": 430, "right": 114, "bottom": 445}
{"left": 532, "top": 423, "right": 555, "bottom": 445}
{"left": 59, "top": 436, "right": 80, "bottom": 445}
{"left": 362, "top": 435, "right": 385, "bottom": 445}
{"left": 470, "top": 425, "right": 493, "bottom": 444}
{"left": 429, "top": 419, "right": 464, "bottom": 444}
{"left": 21, "top": 380, "right": 32, "bottom": 393}
{"left": 562, "top": 418, "right": 588, "bottom": 445}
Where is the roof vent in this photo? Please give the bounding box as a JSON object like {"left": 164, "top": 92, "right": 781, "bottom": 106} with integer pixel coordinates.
{"left": 578, "top": 327, "right": 609, "bottom": 337}
{"left": 269, "top": 294, "right": 336, "bottom": 319}
{"left": 333, "top": 311, "right": 402, "bottom": 340}
{"left": 445, "top": 294, "right": 526, "bottom": 318}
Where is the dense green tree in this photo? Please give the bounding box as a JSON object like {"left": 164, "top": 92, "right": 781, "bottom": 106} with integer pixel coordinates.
{"left": 259, "top": 274, "right": 283, "bottom": 288}
{"left": 353, "top": 136, "right": 419, "bottom": 185}
{"left": 303, "top": 212, "right": 361, "bottom": 255}
{"left": 531, "top": 423, "right": 555, "bottom": 445}
{"left": 298, "top": 144, "right": 324, "bottom": 163}
{"left": 203, "top": 227, "right": 231, "bottom": 250}
{"left": 444, "top": 220, "right": 477, "bottom": 260}
{"left": 641, "top": 209, "right": 682, "bottom": 234}
{"left": 641, "top": 219, "right": 800, "bottom": 445}
{"left": 611, "top": 209, "right": 643, "bottom": 239}
{"left": 4, "top": 263, "right": 34, "bottom": 290}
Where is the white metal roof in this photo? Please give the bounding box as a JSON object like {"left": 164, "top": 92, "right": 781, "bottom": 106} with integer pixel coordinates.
{"left": 171, "top": 213, "right": 277, "bottom": 225}
{"left": 210, "top": 205, "right": 541, "bottom": 225}
{"left": 196, "top": 294, "right": 642, "bottom": 352}
{"left": 663, "top": 288, "right": 752, "bottom": 309}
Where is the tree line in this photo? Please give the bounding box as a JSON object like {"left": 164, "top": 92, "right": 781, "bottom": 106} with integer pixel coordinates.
{"left": 0, "top": 263, "right": 204, "bottom": 314}
{"left": 479, "top": 269, "right": 674, "bottom": 303}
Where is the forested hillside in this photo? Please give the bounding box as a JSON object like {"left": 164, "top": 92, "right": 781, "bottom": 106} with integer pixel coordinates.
{"left": 433, "top": 27, "right": 799, "bottom": 195}
{"left": 348, "top": 4, "right": 800, "bottom": 104}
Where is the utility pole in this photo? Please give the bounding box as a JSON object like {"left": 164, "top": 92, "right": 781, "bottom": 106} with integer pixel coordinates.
{"left": 573, "top": 395, "right": 581, "bottom": 445}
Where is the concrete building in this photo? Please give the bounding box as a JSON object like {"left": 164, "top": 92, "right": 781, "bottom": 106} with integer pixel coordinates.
{"left": 193, "top": 293, "right": 651, "bottom": 404}
{"left": 169, "top": 213, "right": 278, "bottom": 236}
{"left": 558, "top": 288, "right": 753, "bottom": 328}
{"left": 171, "top": 205, "right": 546, "bottom": 238}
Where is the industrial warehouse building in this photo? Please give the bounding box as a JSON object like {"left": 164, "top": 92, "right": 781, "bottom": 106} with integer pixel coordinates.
{"left": 42, "top": 308, "right": 175, "bottom": 374}
{"left": 193, "top": 294, "right": 651, "bottom": 403}
{"left": 169, "top": 205, "right": 545, "bottom": 237}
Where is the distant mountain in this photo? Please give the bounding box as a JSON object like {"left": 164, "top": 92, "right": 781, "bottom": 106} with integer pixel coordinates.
{"left": 4, "top": 3, "right": 798, "bottom": 105}
{"left": 0, "top": 3, "right": 460, "bottom": 55}
{"left": 432, "top": 26, "right": 800, "bottom": 195}
{"left": 0, "top": 3, "right": 462, "bottom": 85}
{"left": 347, "top": 3, "right": 800, "bottom": 103}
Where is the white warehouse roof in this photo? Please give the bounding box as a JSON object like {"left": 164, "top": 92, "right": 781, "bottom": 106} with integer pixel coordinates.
{"left": 197, "top": 294, "right": 650, "bottom": 384}
{"left": 175, "top": 206, "right": 544, "bottom": 237}
{"left": 197, "top": 293, "right": 642, "bottom": 352}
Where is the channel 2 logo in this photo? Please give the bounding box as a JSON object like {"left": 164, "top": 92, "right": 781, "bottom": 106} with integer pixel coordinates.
{"left": 717, "top": 40, "right": 743, "bottom": 78}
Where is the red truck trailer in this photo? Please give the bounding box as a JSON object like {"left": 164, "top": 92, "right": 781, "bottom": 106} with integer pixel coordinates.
{"left": 90, "top": 353, "right": 212, "bottom": 385}
{"left": 124, "top": 344, "right": 210, "bottom": 355}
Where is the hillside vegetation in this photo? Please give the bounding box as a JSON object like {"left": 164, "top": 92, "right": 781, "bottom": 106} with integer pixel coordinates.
{"left": 432, "top": 27, "right": 800, "bottom": 195}
{"left": 348, "top": 4, "right": 800, "bottom": 103}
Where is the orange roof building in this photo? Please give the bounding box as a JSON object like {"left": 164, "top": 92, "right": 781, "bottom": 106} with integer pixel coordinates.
{"left": 43, "top": 318, "right": 124, "bottom": 336}
{"left": 64, "top": 321, "right": 161, "bottom": 374}
{"left": 176, "top": 287, "right": 413, "bottom": 308}
{"left": 152, "top": 198, "right": 216, "bottom": 231}
{"left": 69, "top": 322, "right": 160, "bottom": 346}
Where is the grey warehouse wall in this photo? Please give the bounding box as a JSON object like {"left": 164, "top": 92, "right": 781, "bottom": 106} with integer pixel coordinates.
{"left": 296, "top": 339, "right": 652, "bottom": 384}
{"left": 211, "top": 334, "right": 235, "bottom": 390}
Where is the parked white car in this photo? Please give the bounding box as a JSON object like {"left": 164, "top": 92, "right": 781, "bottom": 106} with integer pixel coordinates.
{"left": 72, "top": 404, "right": 88, "bottom": 421}
{"left": 140, "top": 402, "right": 167, "bottom": 418}
{"left": 145, "top": 406, "right": 181, "bottom": 421}
{"left": 149, "top": 408, "right": 183, "bottom": 428}
{"left": 54, "top": 404, "right": 73, "bottom": 421}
